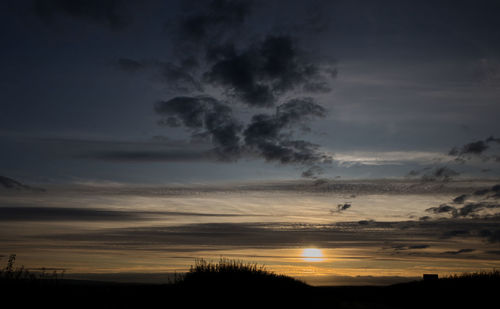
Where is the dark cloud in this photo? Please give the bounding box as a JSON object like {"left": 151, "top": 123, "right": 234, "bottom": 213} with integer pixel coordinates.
{"left": 442, "top": 248, "right": 475, "bottom": 255}
{"left": 204, "top": 35, "right": 332, "bottom": 107}
{"left": 0, "top": 175, "right": 44, "bottom": 192}
{"left": 0, "top": 207, "right": 246, "bottom": 222}
{"left": 425, "top": 183, "right": 500, "bottom": 220}
{"left": 0, "top": 206, "right": 141, "bottom": 222}
{"left": 34, "top": 0, "right": 132, "bottom": 29}
{"left": 331, "top": 203, "right": 351, "bottom": 213}
{"left": 486, "top": 136, "right": 500, "bottom": 144}
{"left": 473, "top": 188, "right": 490, "bottom": 196}
{"left": 479, "top": 229, "right": 500, "bottom": 243}
{"left": 449, "top": 141, "right": 489, "bottom": 156}
{"left": 301, "top": 165, "right": 324, "bottom": 178}
{"left": 452, "top": 194, "right": 468, "bottom": 204}
{"left": 155, "top": 96, "right": 242, "bottom": 159}
{"left": 426, "top": 202, "right": 500, "bottom": 218}
{"left": 243, "top": 98, "right": 329, "bottom": 164}
{"left": 391, "top": 244, "right": 430, "bottom": 251}
{"left": 113, "top": 0, "right": 337, "bottom": 176}
{"left": 154, "top": 96, "right": 330, "bottom": 165}
{"left": 472, "top": 184, "right": 500, "bottom": 198}
{"left": 407, "top": 166, "right": 460, "bottom": 182}
{"left": 426, "top": 204, "right": 457, "bottom": 215}
{"left": 449, "top": 136, "right": 500, "bottom": 162}
{"left": 427, "top": 167, "right": 460, "bottom": 181}
{"left": 427, "top": 201, "right": 500, "bottom": 218}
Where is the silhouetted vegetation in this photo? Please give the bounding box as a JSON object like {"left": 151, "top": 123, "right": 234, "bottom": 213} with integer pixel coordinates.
{"left": 1, "top": 254, "right": 499, "bottom": 308}
{"left": 177, "top": 258, "right": 307, "bottom": 289}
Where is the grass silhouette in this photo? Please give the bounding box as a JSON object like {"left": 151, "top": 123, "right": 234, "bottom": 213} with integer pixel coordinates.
{"left": 177, "top": 258, "right": 307, "bottom": 289}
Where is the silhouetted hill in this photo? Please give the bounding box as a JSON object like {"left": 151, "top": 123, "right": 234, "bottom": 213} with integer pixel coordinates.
{"left": 1, "top": 256, "right": 499, "bottom": 308}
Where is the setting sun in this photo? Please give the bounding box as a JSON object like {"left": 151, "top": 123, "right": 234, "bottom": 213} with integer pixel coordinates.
{"left": 302, "top": 248, "right": 324, "bottom": 262}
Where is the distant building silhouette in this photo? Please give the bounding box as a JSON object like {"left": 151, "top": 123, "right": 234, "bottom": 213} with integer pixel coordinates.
{"left": 423, "top": 274, "right": 438, "bottom": 281}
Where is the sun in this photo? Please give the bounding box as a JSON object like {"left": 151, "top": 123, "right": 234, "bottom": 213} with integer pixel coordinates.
{"left": 301, "top": 248, "right": 324, "bottom": 262}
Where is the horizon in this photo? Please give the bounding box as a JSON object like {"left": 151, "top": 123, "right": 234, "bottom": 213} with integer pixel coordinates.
{"left": 1, "top": 0, "right": 500, "bottom": 286}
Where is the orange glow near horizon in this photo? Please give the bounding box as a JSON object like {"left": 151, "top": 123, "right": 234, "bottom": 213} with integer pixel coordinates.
{"left": 301, "top": 248, "right": 324, "bottom": 262}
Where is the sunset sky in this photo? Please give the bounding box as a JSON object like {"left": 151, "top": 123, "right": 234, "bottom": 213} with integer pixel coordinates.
{"left": 1, "top": 0, "right": 500, "bottom": 285}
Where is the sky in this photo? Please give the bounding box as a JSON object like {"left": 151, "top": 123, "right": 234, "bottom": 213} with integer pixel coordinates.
{"left": 1, "top": 0, "right": 500, "bottom": 285}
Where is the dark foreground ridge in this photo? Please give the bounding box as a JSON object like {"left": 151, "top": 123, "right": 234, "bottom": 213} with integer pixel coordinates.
{"left": 1, "top": 256, "right": 499, "bottom": 308}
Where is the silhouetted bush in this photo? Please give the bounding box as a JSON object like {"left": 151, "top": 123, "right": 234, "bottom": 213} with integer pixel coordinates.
{"left": 177, "top": 258, "right": 308, "bottom": 290}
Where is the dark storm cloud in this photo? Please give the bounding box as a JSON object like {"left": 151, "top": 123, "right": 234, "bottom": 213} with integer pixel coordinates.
{"left": 34, "top": 0, "right": 132, "bottom": 29}
{"left": 243, "top": 98, "right": 329, "bottom": 164}
{"left": 0, "top": 207, "right": 247, "bottom": 222}
{"left": 154, "top": 96, "right": 330, "bottom": 166}
{"left": 203, "top": 35, "right": 331, "bottom": 107}
{"left": 114, "top": 0, "right": 336, "bottom": 176}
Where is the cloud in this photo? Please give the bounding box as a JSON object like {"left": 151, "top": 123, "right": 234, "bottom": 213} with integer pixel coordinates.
{"left": 115, "top": 0, "right": 336, "bottom": 177}
{"left": 391, "top": 244, "right": 430, "bottom": 251}
{"left": 0, "top": 207, "right": 246, "bottom": 222}
{"left": 154, "top": 96, "right": 330, "bottom": 165}
{"left": 479, "top": 229, "right": 500, "bottom": 243}
{"left": 35, "top": 217, "right": 500, "bottom": 259}
{"left": 243, "top": 98, "right": 329, "bottom": 165}
{"left": 155, "top": 96, "right": 242, "bottom": 160}
{"left": 449, "top": 141, "right": 489, "bottom": 156}
{"left": 452, "top": 194, "right": 468, "bottom": 204}
{"left": 34, "top": 0, "right": 132, "bottom": 29}
{"left": 424, "top": 183, "right": 500, "bottom": 220}
{"left": 0, "top": 175, "right": 45, "bottom": 192}
{"left": 449, "top": 136, "right": 500, "bottom": 162}
{"left": 408, "top": 166, "right": 460, "bottom": 182}
{"left": 203, "top": 35, "right": 332, "bottom": 107}
{"left": 331, "top": 203, "right": 351, "bottom": 214}
{"left": 426, "top": 204, "right": 457, "bottom": 215}
{"left": 301, "top": 165, "right": 324, "bottom": 178}
{"left": 442, "top": 248, "right": 475, "bottom": 255}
